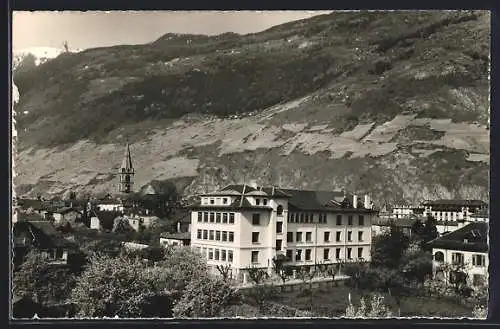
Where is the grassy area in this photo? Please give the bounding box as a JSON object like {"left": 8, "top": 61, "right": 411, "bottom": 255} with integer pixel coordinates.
{"left": 272, "top": 284, "right": 473, "bottom": 318}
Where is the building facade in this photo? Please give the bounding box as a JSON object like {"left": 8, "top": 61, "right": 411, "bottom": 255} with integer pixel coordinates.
{"left": 429, "top": 222, "right": 488, "bottom": 287}
{"left": 422, "top": 199, "right": 487, "bottom": 222}
{"left": 190, "top": 185, "right": 377, "bottom": 283}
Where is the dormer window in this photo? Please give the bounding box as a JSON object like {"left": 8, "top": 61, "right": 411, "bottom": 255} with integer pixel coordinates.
{"left": 210, "top": 199, "right": 215, "bottom": 205}
{"left": 223, "top": 198, "right": 228, "bottom": 204}
{"left": 263, "top": 199, "right": 268, "bottom": 206}
{"left": 256, "top": 198, "right": 261, "bottom": 206}
{"left": 277, "top": 205, "right": 284, "bottom": 216}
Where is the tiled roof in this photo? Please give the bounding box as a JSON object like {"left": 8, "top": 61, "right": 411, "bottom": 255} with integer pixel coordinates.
{"left": 160, "top": 232, "right": 191, "bottom": 240}
{"left": 427, "top": 222, "right": 488, "bottom": 253}
{"left": 14, "top": 220, "right": 77, "bottom": 248}
{"left": 372, "top": 217, "right": 417, "bottom": 227}
{"left": 422, "top": 199, "right": 487, "bottom": 207}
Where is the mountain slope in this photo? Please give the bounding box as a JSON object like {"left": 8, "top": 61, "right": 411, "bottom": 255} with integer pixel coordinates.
{"left": 13, "top": 11, "right": 490, "bottom": 205}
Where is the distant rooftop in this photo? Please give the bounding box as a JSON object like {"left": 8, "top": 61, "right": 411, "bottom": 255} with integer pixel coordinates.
{"left": 422, "top": 199, "right": 487, "bottom": 207}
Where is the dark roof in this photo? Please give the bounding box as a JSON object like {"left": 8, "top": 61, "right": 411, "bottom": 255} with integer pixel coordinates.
{"left": 17, "top": 199, "right": 46, "bottom": 210}
{"left": 54, "top": 207, "right": 81, "bottom": 215}
{"left": 198, "top": 185, "right": 376, "bottom": 213}
{"left": 17, "top": 212, "right": 45, "bottom": 222}
{"left": 160, "top": 232, "right": 191, "bottom": 240}
{"left": 372, "top": 218, "right": 417, "bottom": 227}
{"left": 422, "top": 199, "right": 487, "bottom": 207}
{"left": 14, "top": 220, "right": 77, "bottom": 248}
{"left": 428, "top": 222, "right": 488, "bottom": 253}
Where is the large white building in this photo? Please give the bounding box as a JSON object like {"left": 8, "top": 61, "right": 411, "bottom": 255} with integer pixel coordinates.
{"left": 190, "top": 184, "right": 378, "bottom": 283}
{"left": 428, "top": 222, "right": 488, "bottom": 287}
{"left": 422, "top": 199, "right": 488, "bottom": 222}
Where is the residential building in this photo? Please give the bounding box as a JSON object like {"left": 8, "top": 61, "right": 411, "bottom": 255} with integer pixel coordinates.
{"left": 94, "top": 195, "right": 125, "bottom": 213}
{"left": 391, "top": 202, "right": 425, "bottom": 219}
{"left": 428, "top": 222, "right": 488, "bottom": 287}
{"left": 422, "top": 199, "right": 487, "bottom": 222}
{"left": 160, "top": 232, "right": 191, "bottom": 247}
{"left": 51, "top": 207, "right": 82, "bottom": 224}
{"left": 13, "top": 220, "right": 78, "bottom": 267}
{"left": 189, "top": 184, "right": 377, "bottom": 283}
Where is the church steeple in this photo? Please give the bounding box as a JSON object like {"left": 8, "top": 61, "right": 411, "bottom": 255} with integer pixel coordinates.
{"left": 119, "top": 143, "right": 134, "bottom": 194}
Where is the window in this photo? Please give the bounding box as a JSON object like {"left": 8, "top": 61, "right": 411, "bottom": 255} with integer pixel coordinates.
{"left": 305, "top": 249, "right": 312, "bottom": 261}
{"left": 358, "top": 215, "right": 364, "bottom": 226}
{"left": 434, "top": 251, "right": 444, "bottom": 262}
{"left": 210, "top": 212, "right": 215, "bottom": 223}
{"left": 222, "top": 231, "right": 228, "bottom": 241}
{"left": 208, "top": 249, "right": 214, "bottom": 260}
{"left": 336, "top": 215, "right": 342, "bottom": 225}
{"left": 210, "top": 199, "right": 215, "bottom": 204}
{"left": 358, "top": 231, "right": 364, "bottom": 242}
{"left": 276, "top": 239, "right": 282, "bottom": 251}
{"left": 222, "top": 198, "right": 228, "bottom": 204}
{"left": 198, "top": 212, "right": 202, "bottom": 222}
{"left": 221, "top": 250, "right": 227, "bottom": 261}
{"left": 216, "top": 213, "right": 221, "bottom": 223}
{"left": 209, "top": 230, "right": 214, "bottom": 240}
{"left": 55, "top": 249, "right": 64, "bottom": 259}
{"left": 348, "top": 215, "right": 353, "bottom": 226}
{"left": 306, "top": 232, "right": 312, "bottom": 242}
{"left": 251, "top": 251, "right": 259, "bottom": 263}
{"left": 347, "top": 248, "right": 352, "bottom": 259}
{"left": 204, "top": 212, "right": 208, "bottom": 223}
{"left": 263, "top": 199, "right": 268, "bottom": 206}
{"left": 335, "top": 248, "right": 341, "bottom": 259}
{"left": 228, "top": 250, "right": 233, "bottom": 263}
{"left": 472, "top": 254, "right": 486, "bottom": 267}
{"left": 228, "top": 232, "right": 234, "bottom": 242}
{"left": 452, "top": 252, "right": 464, "bottom": 265}
{"left": 286, "top": 249, "right": 293, "bottom": 260}
{"left": 324, "top": 231, "right": 330, "bottom": 242}
{"left": 277, "top": 205, "right": 284, "bottom": 216}
{"left": 216, "top": 231, "right": 221, "bottom": 241}
{"left": 256, "top": 198, "right": 261, "bottom": 205}
{"left": 276, "top": 221, "right": 283, "bottom": 233}
{"left": 223, "top": 213, "right": 228, "bottom": 224}
{"left": 290, "top": 213, "right": 295, "bottom": 222}
{"left": 296, "top": 232, "right": 303, "bottom": 242}
{"left": 357, "top": 247, "right": 363, "bottom": 259}
{"left": 336, "top": 232, "right": 341, "bottom": 242}
{"left": 300, "top": 213, "right": 305, "bottom": 222}
{"left": 252, "top": 214, "right": 261, "bottom": 225}
{"left": 347, "top": 231, "right": 352, "bottom": 242}
{"left": 197, "top": 229, "right": 202, "bottom": 239}
{"left": 287, "top": 232, "right": 294, "bottom": 243}
{"left": 295, "top": 249, "right": 302, "bottom": 261}
{"left": 229, "top": 213, "right": 235, "bottom": 224}
{"left": 324, "top": 248, "right": 330, "bottom": 260}
{"left": 203, "top": 230, "right": 208, "bottom": 239}
{"left": 252, "top": 232, "right": 260, "bottom": 244}
{"left": 214, "top": 249, "right": 220, "bottom": 261}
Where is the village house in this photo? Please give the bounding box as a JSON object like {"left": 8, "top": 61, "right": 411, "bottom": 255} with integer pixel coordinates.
{"left": 51, "top": 207, "right": 82, "bottom": 224}
{"left": 160, "top": 232, "right": 191, "bottom": 247}
{"left": 13, "top": 220, "right": 78, "bottom": 267}
{"left": 189, "top": 184, "right": 377, "bottom": 283}
{"left": 422, "top": 199, "right": 487, "bottom": 222}
{"left": 428, "top": 222, "right": 488, "bottom": 287}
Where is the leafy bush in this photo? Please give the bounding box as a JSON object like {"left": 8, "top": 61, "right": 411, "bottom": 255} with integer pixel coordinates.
{"left": 344, "top": 294, "right": 394, "bottom": 318}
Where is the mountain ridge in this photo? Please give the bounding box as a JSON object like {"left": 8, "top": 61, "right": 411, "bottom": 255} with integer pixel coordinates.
{"left": 13, "top": 11, "right": 490, "bottom": 205}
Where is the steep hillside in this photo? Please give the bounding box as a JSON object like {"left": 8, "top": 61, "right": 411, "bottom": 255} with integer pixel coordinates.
{"left": 13, "top": 11, "right": 490, "bottom": 205}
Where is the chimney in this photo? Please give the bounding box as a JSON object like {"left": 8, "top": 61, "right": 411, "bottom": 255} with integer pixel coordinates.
{"left": 364, "top": 195, "right": 371, "bottom": 209}
{"left": 177, "top": 221, "right": 181, "bottom": 233}
{"left": 353, "top": 195, "right": 358, "bottom": 209}
{"left": 248, "top": 179, "right": 258, "bottom": 189}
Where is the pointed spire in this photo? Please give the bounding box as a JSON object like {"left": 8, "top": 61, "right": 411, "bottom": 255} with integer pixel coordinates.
{"left": 121, "top": 142, "right": 134, "bottom": 172}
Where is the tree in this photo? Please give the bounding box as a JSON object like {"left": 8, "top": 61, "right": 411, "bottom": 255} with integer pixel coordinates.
{"left": 63, "top": 41, "right": 69, "bottom": 52}
{"left": 371, "top": 227, "right": 410, "bottom": 268}
{"left": 344, "top": 294, "right": 394, "bottom": 318}
{"left": 172, "top": 274, "right": 236, "bottom": 318}
{"left": 420, "top": 215, "right": 439, "bottom": 251}
{"left": 112, "top": 218, "right": 135, "bottom": 235}
{"left": 216, "top": 264, "right": 233, "bottom": 282}
{"left": 243, "top": 266, "right": 276, "bottom": 311}
{"left": 13, "top": 251, "right": 76, "bottom": 306}
{"left": 70, "top": 254, "right": 165, "bottom": 318}
{"left": 272, "top": 254, "right": 292, "bottom": 284}
{"left": 410, "top": 218, "right": 425, "bottom": 240}
{"left": 80, "top": 238, "right": 123, "bottom": 258}
{"left": 400, "top": 250, "right": 433, "bottom": 285}
{"left": 161, "top": 246, "right": 209, "bottom": 292}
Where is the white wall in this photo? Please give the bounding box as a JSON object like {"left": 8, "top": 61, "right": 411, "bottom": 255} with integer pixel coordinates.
{"left": 432, "top": 247, "right": 488, "bottom": 286}
{"left": 97, "top": 203, "right": 124, "bottom": 212}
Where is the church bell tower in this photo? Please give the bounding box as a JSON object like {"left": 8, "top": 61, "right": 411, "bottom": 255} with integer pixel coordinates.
{"left": 119, "top": 143, "right": 135, "bottom": 194}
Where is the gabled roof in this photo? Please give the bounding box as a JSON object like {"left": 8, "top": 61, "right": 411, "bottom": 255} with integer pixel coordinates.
{"left": 428, "top": 222, "right": 488, "bottom": 253}
{"left": 121, "top": 143, "right": 134, "bottom": 172}
{"left": 205, "top": 184, "right": 292, "bottom": 198}
{"left": 17, "top": 199, "right": 46, "bottom": 210}
{"left": 13, "top": 220, "right": 77, "bottom": 248}
{"left": 422, "top": 199, "right": 487, "bottom": 207}
{"left": 53, "top": 207, "right": 81, "bottom": 215}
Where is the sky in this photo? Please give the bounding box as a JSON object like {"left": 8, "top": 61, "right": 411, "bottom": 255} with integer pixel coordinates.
{"left": 12, "top": 11, "right": 332, "bottom": 51}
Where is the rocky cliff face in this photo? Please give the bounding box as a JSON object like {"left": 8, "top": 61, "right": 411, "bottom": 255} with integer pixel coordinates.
{"left": 13, "top": 11, "right": 490, "bottom": 205}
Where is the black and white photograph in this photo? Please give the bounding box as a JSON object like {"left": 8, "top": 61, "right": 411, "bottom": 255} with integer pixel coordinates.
{"left": 10, "top": 10, "right": 490, "bottom": 319}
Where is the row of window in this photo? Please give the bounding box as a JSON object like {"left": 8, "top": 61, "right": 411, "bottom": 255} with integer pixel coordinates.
{"left": 196, "top": 246, "right": 234, "bottom": 263}
{"left": 197, "top": 212, "right": 236, "bottom": 224}
{"left": 434, "top": 252, "right": 486, "bottom": 267}
{"left": 288, "top": 213, "right": 365, "bottom": 226}
{"left": 285, "top": 247, "right": 364, "bottom": 261}
{"left": 287, "top": 231, "right": 365, "bottom": 243}
{"left": 197, "top": 229, "right": 235, "bottom": 242}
